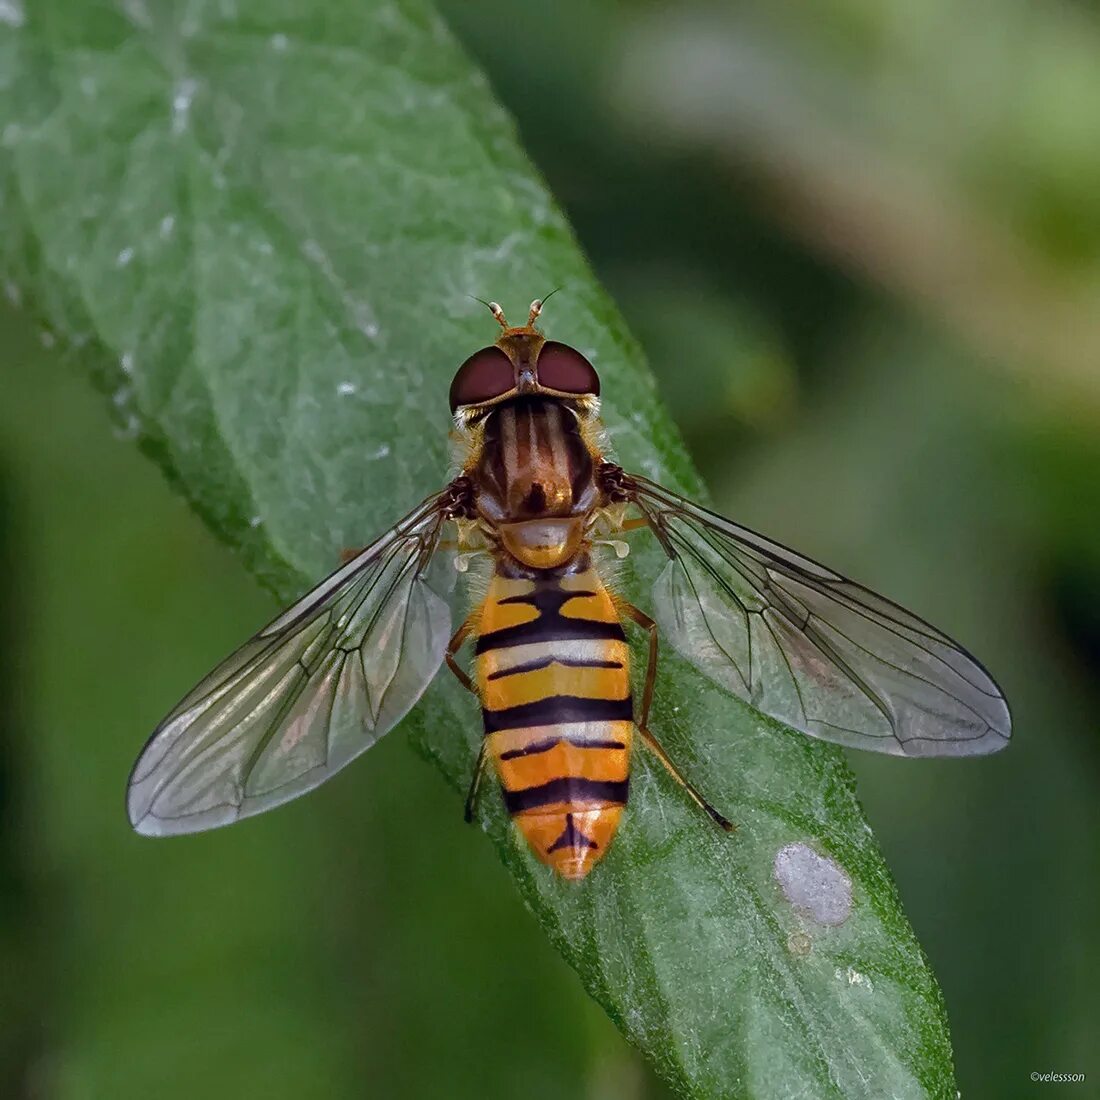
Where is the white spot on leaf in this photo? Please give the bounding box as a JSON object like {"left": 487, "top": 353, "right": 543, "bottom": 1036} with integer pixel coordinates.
{"left": 337, "top": 381, "right": 357, "bottom": 396}
{"left": 773, "top": 842, "right": 852, "bottom": 926}
{"left": 116, "top": 247, "right": 134, "bottom": 267}
{"left": 159, "top": 215, "right": 176, "bottom": 239}
{"left": 120, "top": 352, "right": 135, "bottom": 375}
{"left": 835, "top": 965, "right": 873, "bottom": 991}
{"left": 270, "top": 32, "right": 288, "bottom": 50}
{"left": 172, "top": 78, "right": 199, "bottom": 134}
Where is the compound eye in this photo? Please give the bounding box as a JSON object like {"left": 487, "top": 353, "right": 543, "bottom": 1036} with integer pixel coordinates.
{"left": 536, "top": 341, "right": 600, "bottom": 397}
{"left": 449, "top": 346, "right": 515, "bottom": 411}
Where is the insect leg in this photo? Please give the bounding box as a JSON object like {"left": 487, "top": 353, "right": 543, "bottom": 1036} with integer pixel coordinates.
{"left": 445, "top": 613, "right": 491, "bottom": 824}
{"left": 637, "top": 725, "right": 734, "bottom": 832}
{"left": 620, "top": 600, "right": 734, "bottom": 833}
{"left": 445, "top": 613, "right": 479, "bottom": 696}
{"left": 463, "top": 741, "right": 491, "bottom": 824}
{"left": 618, "top": 601, "right": 660, "bottom": 728}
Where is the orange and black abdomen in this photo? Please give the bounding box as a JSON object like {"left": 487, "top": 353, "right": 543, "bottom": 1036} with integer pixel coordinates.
{"left": 475, "top": 565, "right": 632, "bottom": 879}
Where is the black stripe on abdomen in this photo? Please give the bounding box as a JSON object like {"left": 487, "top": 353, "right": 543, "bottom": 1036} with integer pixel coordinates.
{"left": 482, "top": 695, "right": 633, "bottom": 734}
{"left": 487, "top": 656, "right": 623, "bottom": 681}
{"left": 499, "top": 736, "right": 627, "bottom": 761}
{"left": 475, "top": 617, "right": 625, "bottom": 654}
{"left": 503, "top": 777, "right": 629, "bottom": 815}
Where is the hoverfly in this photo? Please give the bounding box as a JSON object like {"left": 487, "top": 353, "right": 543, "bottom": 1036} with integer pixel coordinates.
{"left": 127, "top": 297, "right": 1011, "bottom": 878}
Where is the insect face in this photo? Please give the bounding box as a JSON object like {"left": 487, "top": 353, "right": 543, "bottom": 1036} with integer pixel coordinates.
{"left": 449, "top": 299, "right": 600, "bottom": 414}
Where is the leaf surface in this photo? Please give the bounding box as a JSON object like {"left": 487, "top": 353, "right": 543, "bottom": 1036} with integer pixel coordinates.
{"left": 0, "top": 2, "right": 955, "bottom": 1096}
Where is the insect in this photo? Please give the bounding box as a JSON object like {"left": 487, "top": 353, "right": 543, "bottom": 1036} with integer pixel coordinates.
{"left": 127, "top": 297, "right": 1011, "bottom": 878}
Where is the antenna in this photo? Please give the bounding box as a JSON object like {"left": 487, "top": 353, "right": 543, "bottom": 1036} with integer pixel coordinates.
{"left": 469, "top": 295, "right": 508, "bottom": 330}
{"left": 527, "top": 286, "right": 562, "bottom": 326}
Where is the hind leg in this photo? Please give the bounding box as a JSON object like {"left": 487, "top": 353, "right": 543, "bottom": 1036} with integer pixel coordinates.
{"left": 620, "top": 601, "right": 734, "bottom": 833}
{"left": 463, "top": 742, "right": 491, "bottom": 824}
{"left": 445, "top": 612, "right": 491, "bottom": 824}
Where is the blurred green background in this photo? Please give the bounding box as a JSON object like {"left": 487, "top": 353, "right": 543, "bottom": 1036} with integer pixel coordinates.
{"left": 2, "top": 1, "right": 1098, "bottom": 1097}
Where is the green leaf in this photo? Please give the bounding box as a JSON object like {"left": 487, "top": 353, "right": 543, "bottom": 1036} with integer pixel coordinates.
{"left": 0, "top": 2, "right": 956, "bottom": 1097}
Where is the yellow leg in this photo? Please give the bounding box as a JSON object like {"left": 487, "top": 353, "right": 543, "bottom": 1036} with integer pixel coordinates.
{"left": 445, "top": 613, "right": 479, "bottom": 696}
{"left": 620, "top": 600, "right": 734, "bottom": 833}
{"left": 446, "top": 613, "right": 490, "bottom": 823}
{"left": 637, "top": 724, "right": 734, "bottom": 832}
{"left": 619, "top": 601, "right": 659, "bottom": 729}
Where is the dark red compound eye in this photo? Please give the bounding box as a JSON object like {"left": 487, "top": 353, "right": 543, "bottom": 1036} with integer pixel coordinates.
{"left": 449, "top": 346, "right": 515, "bottom": 411}
{"left": 535, "top": 341, "right": 600, "bottom": 396}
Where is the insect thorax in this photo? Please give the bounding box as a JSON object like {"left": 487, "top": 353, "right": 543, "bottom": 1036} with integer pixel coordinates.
{"left": 463, "top": 397, "right": 599, "bottom": 572}
{"left": 472, "top": 396, "right": 599, "bottom": 522}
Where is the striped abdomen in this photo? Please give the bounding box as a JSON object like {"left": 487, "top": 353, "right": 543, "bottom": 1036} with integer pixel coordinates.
{"left": 475, "top": 565, "right": 632, "bottom": 879}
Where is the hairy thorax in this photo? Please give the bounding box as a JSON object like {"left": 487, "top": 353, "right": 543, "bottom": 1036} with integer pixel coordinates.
{"left": 473, "top": 398, "right": 599, "bottom": 570}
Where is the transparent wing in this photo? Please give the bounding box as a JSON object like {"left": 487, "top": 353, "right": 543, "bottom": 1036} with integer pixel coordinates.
{"left": 127, "top": 495, "right": 453, "bottom": 836}
{"left": 628, "top": 475, "right": 1011, "bottom": 756}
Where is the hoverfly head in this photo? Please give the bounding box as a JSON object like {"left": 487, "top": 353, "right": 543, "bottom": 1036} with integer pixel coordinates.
{"left": 450, "top": 293, "right": 599, "bottom": 416}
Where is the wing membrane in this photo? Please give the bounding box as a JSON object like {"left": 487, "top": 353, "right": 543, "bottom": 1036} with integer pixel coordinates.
{"left": 629, "top": 475, "right": 1010, "bottom": 756}
{"left": 128, "top": 495, "right": 453, "bottom": 835}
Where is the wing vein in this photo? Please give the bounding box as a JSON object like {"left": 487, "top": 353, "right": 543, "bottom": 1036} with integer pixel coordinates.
{"left": 626, "top": 474, "right": 1010, "bottom": 757}
{"left": 127, "top": 493, "right": 454, "bottom": 835}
